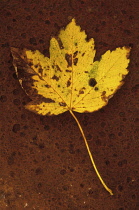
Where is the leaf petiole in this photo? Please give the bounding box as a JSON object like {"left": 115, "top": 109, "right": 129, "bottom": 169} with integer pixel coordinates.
{"left": 69, "top": 110, "right": 113, "bottom": 195}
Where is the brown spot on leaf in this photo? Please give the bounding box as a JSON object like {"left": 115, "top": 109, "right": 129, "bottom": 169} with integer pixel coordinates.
{"left": 73, "top": 58, "right": 78, "bottom": 65}
{"left": 101, "top": 91, "right": 108, "bottom": 102}
{"left": 73, "top": 51, "right": 78, "bottom": 58}
{"left": 79, "top": 87, "right": 86, "bottom": 94}
{"left": 84, "top": 71, "right": 88, "bottom": 73}
{"left": 34, "top": 64, "right": 38, "bottom": 68}
{"left": 82, "top": 53, "right": 85, "bottom": 56}
{"left": 67, "top": 79, "right": 71, "bottom": 87}
{"left": 52, "top": 75, "right": 59, "bottom": 81}
{"left": 65, "top": 54, "right": 72, "bottom": 67}
{"left": 102, "top": 91, "right": 106, "bottom": 95}
{"left": 66, "top": 69, "right": 72, "bottom": 72}
{"left": 79, "top": 90, "right": 84, "bottom": 94}
{"left": 57, "top": 37, "right": 64, "bottom": 49}
{"left": 44, "top": 84, "right": 51, "bottom": 88}
{"left": 94, "top": 87, "right": 99, "bottom": 91}
{"left": 55, "top": 65, "right": 62, "bottom": 72}
{"left": 89, "top": 78, "right": 97, "bottom": 87}
{"left": 59, "top": 102, "right": 67, "bottom": 107}
{"left": 38, "top": 67, "right": 43, "bottom": 75}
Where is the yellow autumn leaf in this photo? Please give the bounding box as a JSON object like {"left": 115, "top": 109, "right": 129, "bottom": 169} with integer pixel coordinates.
{"left": 11, "top": 18, "right": 131, "bottom": 195}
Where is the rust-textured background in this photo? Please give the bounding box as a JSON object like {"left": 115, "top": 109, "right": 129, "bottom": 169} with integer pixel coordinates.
{"left": 0, "top": 0, "right": 139, "bottom": 209}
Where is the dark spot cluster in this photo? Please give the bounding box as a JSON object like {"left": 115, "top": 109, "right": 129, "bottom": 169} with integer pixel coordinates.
{"left": 79, "top": 87, "right": 86, "bottom": 95}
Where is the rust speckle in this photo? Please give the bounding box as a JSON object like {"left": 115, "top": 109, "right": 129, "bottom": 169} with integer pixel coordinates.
{"left": 44, "top": 84, "right": 51, "bottom": 88}
{"left": 79, "top": 90, "right": 84, "bottom": 94}
{"left": 67, "top": 79, "right": 71, "bottom": 87}
{"left": 73, "top": 58, "right": 78, "bottom": 65}
{"left": 73, "top": 51, "right": 78, "bottom": 58}
{"left": 94, "top": 87, "right": 99, "bottom": 91}
{"left": 55, "top": 65, "right": 62, "bottom": 72}
{"left": 65, "top": 54, "right": 72, "bottom": 67}
{"left": 101, "top": 91, "right": 108, "bottom": 102}
{"left": 66, "top": 69, "right": 72, "bottom": 72}
{"left": 52, "top": 75, "right": 59, "bottom": 81}
{"left": 57, "top": 37, "right": 64, "bottom": 49}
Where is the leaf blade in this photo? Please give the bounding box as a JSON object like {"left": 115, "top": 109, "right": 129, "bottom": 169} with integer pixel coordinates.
{"left": 11, "top": 18, "right": 131, "bottom": 115}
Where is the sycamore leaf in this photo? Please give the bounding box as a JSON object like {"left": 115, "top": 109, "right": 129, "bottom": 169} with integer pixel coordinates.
{"left": 11, "top": 19, "right": 130, "bottom": 116}
{"left": 11, "top": 18, "right": 131, "bottom": 195}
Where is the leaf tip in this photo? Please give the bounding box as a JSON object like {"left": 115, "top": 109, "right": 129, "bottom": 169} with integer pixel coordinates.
{"left": 124, "top": 46, "right": 131, "bottom": 58}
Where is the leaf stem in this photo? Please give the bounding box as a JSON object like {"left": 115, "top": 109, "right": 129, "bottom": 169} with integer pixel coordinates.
{"left": 69, "top": 110, "right": 113, "bottom": 195}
